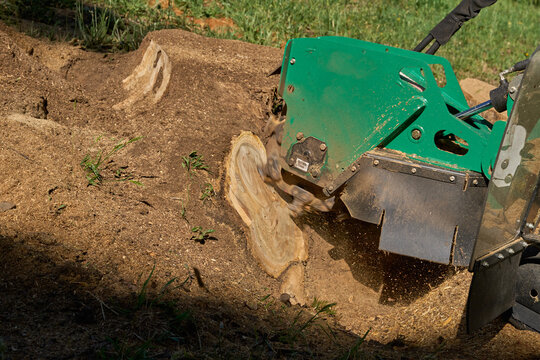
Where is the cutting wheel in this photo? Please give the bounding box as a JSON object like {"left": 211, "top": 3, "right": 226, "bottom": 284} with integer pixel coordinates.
{"left": 225, "top": 131, "right": 307, "bottom": 278}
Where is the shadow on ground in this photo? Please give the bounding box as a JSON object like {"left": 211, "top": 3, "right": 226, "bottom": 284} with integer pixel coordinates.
{"left": 0, "top": 228, "right": 508, "bottom": 359}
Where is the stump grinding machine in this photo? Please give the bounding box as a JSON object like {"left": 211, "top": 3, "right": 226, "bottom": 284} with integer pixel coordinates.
{"left": 257, "top": 0, "right": 540, "bottom": 333}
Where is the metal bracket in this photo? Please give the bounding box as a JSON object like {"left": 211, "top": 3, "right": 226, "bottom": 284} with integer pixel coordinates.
{"left": 473, "top": 238, "right": 528, "bottom": 272}
{"left": 323, "top": 149, "right": 486, "bottom": 196}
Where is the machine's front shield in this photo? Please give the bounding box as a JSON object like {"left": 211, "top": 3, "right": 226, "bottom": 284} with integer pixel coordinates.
{"left": 467, "top": 48, "right": 540, "bottom": 332}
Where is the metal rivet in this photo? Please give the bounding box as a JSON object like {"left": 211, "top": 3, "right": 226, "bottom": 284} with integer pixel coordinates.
{"left": 328, "top": 186, "right": 334, "bottom": 192}
{"left": 296, "top": 132, "right": 304, "bottom": 140}
{"left": 373, "top": 159, "right": 380, "bottom": 166}
{"left": 472, "top": 179, "right": 479, "bottom": 185}
{"left": 501, "top": 159, "right": 509, "bottom": 169}
{"left": 411, "top": 168, "right": 417, "bottom": 174}
{"left": 288, "top": 158, "right": 295, "bottom": 166}
{"left": 507, "top": 248, "right": 515, "bottom": 255}
{"left": 290, "top": 58, "right": 296, "bottom": 65}
{"left": 505, "top": 174, "right": 513, "bottom": 183}
{"left": 527, "top": 223, "right": 535, "bottom": 230}
{"left": 509, "top": 86, "right": 517, "bottom": 93}
{"left": 521, "top": 241, "right": 528, "bottom": 248}
{"left": 449, "top": 176, "right": 456, "bottom": 182}
{"left": 481, "top": 261, "right": 489, "bottom": 267}
{"left": 411, "top": 129, "right": 422, "bottom": 140}
{"left": 319, "top": 143, "right": 327, "bottom": 151}
{"left": 496, "top": 253, "right": 504, "bottom": 260}
{"left": 351, "top": 166, "right": 357, "bottom": 172}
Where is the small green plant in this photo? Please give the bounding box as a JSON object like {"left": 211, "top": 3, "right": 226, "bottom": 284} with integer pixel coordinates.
{"left": 135, "top": 265, "right": 179, "bottom": 310}
{"left": 98, "top": 337, "right": 152, "bottom": 360}
{"left": 200, "top": 183, "right": 215, "bottom": 201}
{"left": 81, "top": 136, "right": 142, "bottom": 186}
{"left": 279, "top": 302, "right": 336, "bottom": 345}
{"left": 0, "top": 336, "right": 6, "bottom": 360}
{"left": 182, "top": 151, "right": 209, "bottom": 176}
{"left": 190, "top": 226, "right": 215, "bottom": 243}
{"left": 311, "top": 297, "right": 337, "bottom": 316}
{"left": 55, "top": 204, "right": 67, "bottom": 215}
{"left": 338, "top": 329, "right": 370, "bottom": 360}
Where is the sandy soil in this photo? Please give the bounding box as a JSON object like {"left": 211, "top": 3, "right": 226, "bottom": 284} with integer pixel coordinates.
{"left": 0, "top": 23, "right": 539, "bottom": 359}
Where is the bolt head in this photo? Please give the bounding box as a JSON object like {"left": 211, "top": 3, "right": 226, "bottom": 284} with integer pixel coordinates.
{"left": 472, "top": 179, "right": 479, "bottom": 185}
{"left": 351, "top": 165, "right": 357, "bottom": 172}
{"left": 319, "top": 143, "right": 327, "bottom": 151}
{"left": 373, "top": 159, "right": 380, "bottom": 166}
{"left": 290, "top": 58, "right": 296, "bottom": 65}
{"left": 296, "top": 132, "right": 304, "bottom": 141}
{"left": 449, "top": 175, "right": 456, "bottom": 182}
{"left": 411, "top": 168, "right": 417, "bottom": 174}
{"left": 411, "top": 129, "right": 422, "bottom": 140}
{"left": 527, "top": 223, "right": 535, "bottom": 230}
{"left": 288, "top": 158, "right": 295, "bottom": 166}
{"left": 509, "top": 86, "right": 517, "bottom": 93}
{"left": 496, "top": 253, "right": 504, "bottom": 260}
{"left": 310, "top": 168, "right": 320, "bottom": 177}
{"left": 481, "top": 261, "right": 489, "bottom": 267}
{"left": 507, "top": 248, "right": 515, "bottom": 255}
{"left": 328, "top": 186, "right": 334, "bottom": 192}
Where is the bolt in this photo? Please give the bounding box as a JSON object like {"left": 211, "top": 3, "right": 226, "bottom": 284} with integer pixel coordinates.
{"left": 290, "top": 58, "right": 296, "bottom": 65}
{"left": 328, "top": 185, "right": 334, "bottom": 192}
{"left": 411, "top": 168, "right": 417, "bottom": 174}
{"left": 527, "top": 223, "right": 535, "bottom": 230}
{"left": 521, "top": 240, "right": 528, "bottom": 248}
{"left": 496, "top": 253, "right": 504, "bottom": 260}
{"left": 509, "top": 86, "right": 517, "bottom": 93}
{"left": 288, "top": 158, "right": 295, "bottom": 166}
{"left": 472, "top": 179, "right": 479, "bottom": 185}
{"left": 507, "top": 248, "right": 515, "bottom": 255}
{"left": 505, "top": 174, "right": 513, "bottom": 183}
{"left": 501, "top": 159, "right": 509, "bottom": 169}
{"left": 296, "top": 132, "right": 304, "bottom": 140}
{"left": 481, "top": 261, "right": 489, "bottom": 268}
{"left": 310, "top": 168, "right": 320, "bottom": 177}
{"left": 411, "top": 129, "right": 422, "bottom": 140}
{"left": 373, "top": 159, "right": 380, "bottom": 166}
{"left": 319, "top": 143, "right": 327, "bottom": 151}
{"left": 449, "top": 175, "right": 456, "bottom": 182}
{"left": 351, "top": 165, "right": 357, "bottom": 172}
{"left": 287, "top": 84, "right": 295, "bottom": 93}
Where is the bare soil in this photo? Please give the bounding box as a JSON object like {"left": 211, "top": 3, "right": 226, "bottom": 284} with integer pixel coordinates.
{"left": 0, "top": 23, "right": 539, "bottom": 359}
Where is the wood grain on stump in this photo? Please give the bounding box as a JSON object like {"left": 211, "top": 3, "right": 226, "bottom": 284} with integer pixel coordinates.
{"left": 226, "top": 131, "right": 307, "bottom": 278}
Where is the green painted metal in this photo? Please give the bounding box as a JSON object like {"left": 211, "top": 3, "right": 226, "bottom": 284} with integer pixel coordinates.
{"left": 278, "top": 36, "right": 498, "bottom": 184}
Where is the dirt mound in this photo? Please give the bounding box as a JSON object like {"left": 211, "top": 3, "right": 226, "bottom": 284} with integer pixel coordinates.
{"left": 0, "top": 23, "right": 539, "bottom": 359}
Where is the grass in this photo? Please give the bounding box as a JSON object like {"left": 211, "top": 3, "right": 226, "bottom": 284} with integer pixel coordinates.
{"left": 279, "top": 302, "right": 336, "bottom": 345}
{"left": 212, "top": 0, "right": 539, "bottom": 82}
{"left": 1, "top": 1, "right": 537, "bottom": 80}
{"left": 80, "top": 136, "right": 142, "bottom": 186}
{"left": 338, "top": 329, "right": 370, "bottom": 360}
{"left": 97, "top": 266, "right": 197, "bottom": 359}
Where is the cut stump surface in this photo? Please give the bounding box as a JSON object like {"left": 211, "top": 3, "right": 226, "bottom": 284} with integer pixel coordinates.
{"left": 226, "top": 131, "right": 307, "bottom": 278}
